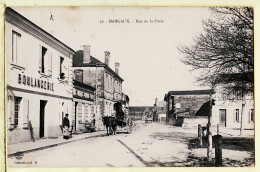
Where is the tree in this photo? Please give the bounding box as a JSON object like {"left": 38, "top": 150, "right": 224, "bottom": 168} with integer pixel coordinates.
{"left": 179, "top": 7, "right": 253, "bottom": 94}
{"left": 178, "top": 7, "right": 254, "bottom": 162}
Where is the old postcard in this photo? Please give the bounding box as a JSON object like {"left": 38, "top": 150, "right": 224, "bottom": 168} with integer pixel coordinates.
{"left": 2, "top": 5, "right": 255, "bottom": 169}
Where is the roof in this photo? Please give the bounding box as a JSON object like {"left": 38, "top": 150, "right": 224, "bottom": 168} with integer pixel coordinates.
{"left": 168, "top": 89, "right": 213, "bottom": 95}
{"left": 164, "top": 89, "right": 213, "bottom": 101}
{"left": 73, "top": 50, "right": 103, "bottom": 66}
{"left": 73, "top": 80, "right": 96, "bottom": 91}
{"left": 129, "top": 106, "right": 153, "bottom": 111}
{"left": 216, "top": 72, "right": 254, "bottom": 84}
{"left": 5, "top": 7, "right": 75, "bottom": 54}
{"left": 73, "top": 50, "right": 124, "bottom": 81}
{"left": 195, "top": 101, "right": 210, "bottom": 117}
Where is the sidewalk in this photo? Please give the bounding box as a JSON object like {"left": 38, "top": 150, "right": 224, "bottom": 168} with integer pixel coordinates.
{"left": 7, "top": 130, "right": 107, "bottom": 158}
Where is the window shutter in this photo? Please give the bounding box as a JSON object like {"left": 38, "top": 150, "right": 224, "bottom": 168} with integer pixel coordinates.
{"left": 39, "top": 45, "right": 42, "bottom": 72}
{"left": 233, "top": 109, "right": 236, "bottom": 122}
{"left": 67, "top": 64, "right": 69, "bottom": 83}
{"left": 23, "top": 98, "right": 29, "bottom": 128}
{"left": 248, "top": 109, "right": 250, "bottom": 123}
{"left": 8, "top": 96, "right": 15, "bottom": 128}
{"left": 48, "top": 52, "right": 52, "bottom": 76}
{"left": 44, "top": 51, "right": 48, "bottom": 74}
{"left": 12, "top": 32, "right": 17, "bottom": 63}
{"left": 17, "top": 33, "right": 21, "bottom": 65}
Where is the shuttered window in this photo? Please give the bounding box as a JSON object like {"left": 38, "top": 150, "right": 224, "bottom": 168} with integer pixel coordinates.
{"left": 14, "top": 97, "right": 22, "bottom": 127}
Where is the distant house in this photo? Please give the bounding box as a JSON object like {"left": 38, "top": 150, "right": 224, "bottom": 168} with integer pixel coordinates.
{"left": 129, "top": 106, "right": 153, "bottom": 120}
{"left": 164, "top": 90, "right": 212, "bottom": 126}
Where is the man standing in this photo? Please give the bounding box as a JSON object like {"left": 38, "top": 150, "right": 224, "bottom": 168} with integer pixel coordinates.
{"left": 63, "top": 114, "right": 70, "bottom": 139}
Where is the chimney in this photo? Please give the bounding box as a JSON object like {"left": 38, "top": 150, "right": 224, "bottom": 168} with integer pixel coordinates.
{"left": 115, "top": 62, "right": 119, "bottom": 75}
{"left": 104, "top": 51, "right": 110, "bottom": 66}
{"left": 83, "top": 45, "right": 90, "bottom": 63}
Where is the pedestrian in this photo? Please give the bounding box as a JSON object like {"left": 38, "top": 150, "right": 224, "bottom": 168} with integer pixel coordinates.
{"left": 63, "top": 113, "right": 70, "bottom": 139}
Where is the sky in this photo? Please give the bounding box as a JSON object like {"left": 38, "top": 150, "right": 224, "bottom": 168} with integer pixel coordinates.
{"left": 13, "top": 7, "right": 212, "bottom": 106}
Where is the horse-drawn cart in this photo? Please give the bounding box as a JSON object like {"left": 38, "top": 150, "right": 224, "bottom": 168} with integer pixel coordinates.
{"left": 103, "top": 116, "right": 133, "bottom": 136}
{"left": 116, "top": 117, "right": 133, "bottom": 134}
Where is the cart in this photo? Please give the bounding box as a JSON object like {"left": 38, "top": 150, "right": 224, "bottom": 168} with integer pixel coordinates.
{"left": 116, "top": 117, "right": 133, "bottom": 134}
{"left": 85, "top": 121, "right": 96, "bottom": 132}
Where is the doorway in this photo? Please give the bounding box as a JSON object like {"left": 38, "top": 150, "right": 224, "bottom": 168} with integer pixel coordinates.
{"left": 219, "top": 109, "right": 226, "bottom": 127}
{"left": 40, "top": 100, "right": 47, "bottom": 138}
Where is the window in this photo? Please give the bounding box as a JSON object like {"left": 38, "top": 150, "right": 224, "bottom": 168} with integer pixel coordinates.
{"left": 235, "top": 109, "right": 239, "bottom": 122}
{"left": 12, "top": 31, "right": 21, "bottom": 64}
{"left": 250, "top": 109, "right": 254, "bottom": 122}
{"left": 14, "top": 97, "right": 22, "bottom": 127}
{"left": 41, "top": 46, "right": 47, "bottom": 73}
{"left": 60, "top": 57, "right": 65, "bottom": 79}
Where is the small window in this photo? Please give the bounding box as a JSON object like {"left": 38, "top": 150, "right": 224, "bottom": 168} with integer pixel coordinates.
{"left": 12, "top": 31, "right": 21, "bottom": 64}
{"left": 235, "top": 109, "right": 239, "bottom": 122}
{"left": 14, "top": 97, "right": 22, "bottom": 127}
{"left": 60, "top": 57, "right": 65, "bottom": 79}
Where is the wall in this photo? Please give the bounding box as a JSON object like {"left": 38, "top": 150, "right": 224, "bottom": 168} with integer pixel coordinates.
{"left": 6, "top": 90, "right": 71, "bottom": 144}
{"left": 182, "top": 116, "right": 208, "bottom": 129}
{"left": 72, "top": 99, "right": 94, "bottom": 132}
{"left": 212, "top": 96, "right": 254, "bottom": 130}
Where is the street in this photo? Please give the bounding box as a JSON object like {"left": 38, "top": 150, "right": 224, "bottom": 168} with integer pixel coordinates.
{"left": 8, "top": 121, "right": 254, "bottom": 167}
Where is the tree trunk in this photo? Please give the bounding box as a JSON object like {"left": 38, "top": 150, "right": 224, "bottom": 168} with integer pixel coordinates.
{"left": 207, "top": 88, "right": 214, "bottom": 162}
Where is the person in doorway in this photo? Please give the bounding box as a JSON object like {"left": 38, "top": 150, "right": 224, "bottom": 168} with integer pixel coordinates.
{"left": 63, "top": 114, "right": 70, "bottom": 139}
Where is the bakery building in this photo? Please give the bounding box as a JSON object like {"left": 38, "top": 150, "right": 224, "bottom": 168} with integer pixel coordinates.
{"left": 5, "top": 8, "right": 74, "bottom": 144}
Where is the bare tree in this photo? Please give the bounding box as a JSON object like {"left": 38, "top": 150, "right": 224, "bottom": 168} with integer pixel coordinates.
{"left": 178, "top": 7, "right": 254, "bottom": 161}
{"left": 179, "top": 7, "right": 253, "bottom": 91}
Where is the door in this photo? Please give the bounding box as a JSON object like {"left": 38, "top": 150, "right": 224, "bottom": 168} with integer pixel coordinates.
{"left": 219, "top": 109, "right": 226, "bottom": 127}
{"left": 40, "top": 100, "right": 47, "bottom": 138}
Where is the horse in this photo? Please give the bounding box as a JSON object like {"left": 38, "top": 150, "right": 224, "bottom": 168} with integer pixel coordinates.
{"left": 103, "top": 116, "right": 117, "bottom": 136}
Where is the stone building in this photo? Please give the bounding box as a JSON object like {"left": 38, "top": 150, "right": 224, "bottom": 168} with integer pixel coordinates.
{"left": 164, "top": 90, "right": 211, "bottom": 126}
{"left": 73, "top": 45, "right": 124, "bottom": 128}
{"left": 72, "top": 74, "right": 96, "bottom": 132}
{"left": 5, "top": 8, "right": 74, "bottom": 144}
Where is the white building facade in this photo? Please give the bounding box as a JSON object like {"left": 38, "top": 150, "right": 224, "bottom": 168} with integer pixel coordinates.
{"left": 212, "top": 89, "right": 254, "bottom": 131}
{"left": 5, "top": 8, "right": 74, "bottom": 144}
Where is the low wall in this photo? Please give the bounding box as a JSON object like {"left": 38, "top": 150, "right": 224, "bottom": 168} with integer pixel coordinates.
{"left": 182, "top": 116, "right": 208, "bottom": 129}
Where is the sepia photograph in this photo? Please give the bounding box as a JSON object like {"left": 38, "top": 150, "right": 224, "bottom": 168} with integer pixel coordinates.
{"left": 4, "top": 6, "right": 254, "bottom": 167}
